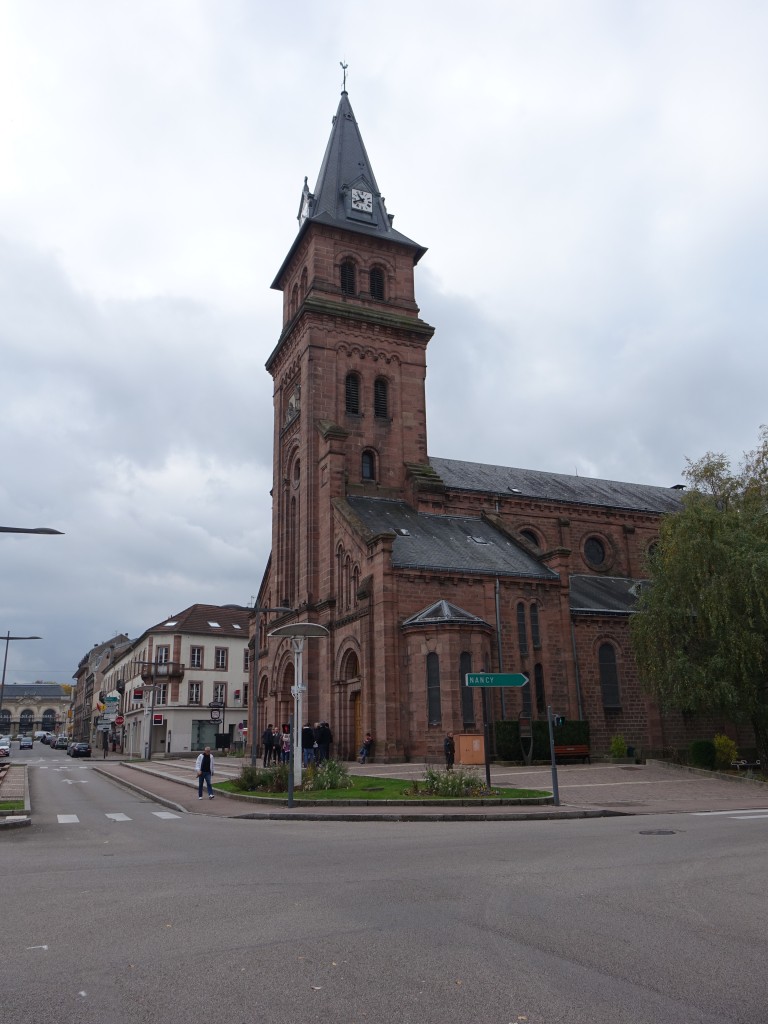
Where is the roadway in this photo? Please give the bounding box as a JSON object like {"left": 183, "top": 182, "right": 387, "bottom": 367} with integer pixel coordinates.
{"left": 2, "top": 740, "right": 767, "bottom": 1023}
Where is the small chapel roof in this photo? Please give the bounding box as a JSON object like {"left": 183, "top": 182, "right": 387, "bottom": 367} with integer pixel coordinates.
{"left": 346, "top": 497, "right": 557, "bottom": 579}
{"left": 430, "top": 457, "right": 684, "bottom": 515}
{"left": 402, "top": 600, "right": 491, "bottom": 628}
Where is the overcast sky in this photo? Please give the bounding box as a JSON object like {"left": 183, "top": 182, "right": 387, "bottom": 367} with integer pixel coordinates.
{"left": 2, "top": 0, "right": 767, "bottom": 686}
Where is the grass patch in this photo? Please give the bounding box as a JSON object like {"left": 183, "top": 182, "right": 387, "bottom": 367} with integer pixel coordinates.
{"left": 0, "top": 800, "right": 24, "bottom": 811}
{"left": 216, "top": 767, "right": 549, "bottom": 802}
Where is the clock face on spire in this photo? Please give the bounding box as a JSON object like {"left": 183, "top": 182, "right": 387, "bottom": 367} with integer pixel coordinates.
{"left": 351, "top": 188, "right": 373, "bottom": 213}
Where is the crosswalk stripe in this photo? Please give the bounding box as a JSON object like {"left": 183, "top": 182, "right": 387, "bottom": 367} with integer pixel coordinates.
{"left": 105, "top": 813, "right": 131, "bottom": 822}
{"left": 692, "top": 809, "right": 768, "bottom": 816}
{"left": 152, "top": 811, "right": 181, "bottom": 819}
{"left": 57, "top": 814, "right": 79, "bottom": 824}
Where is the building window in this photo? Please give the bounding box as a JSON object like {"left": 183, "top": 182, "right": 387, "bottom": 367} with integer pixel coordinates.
{"left": 190, "top": 646, "right": 203, "bottom": 669}
{"left": 426, "top": 652, "right": 442, "bottom": 726}
{"left": 243, "top": 649, "right": 250, "bottom": 672}
{"left": 188, "top": 682, "right": 201, "bottom": 705}
{"left": 369, "top": 266, "right": 385, "bottom": 300}
{"left": 460, "top": 651, "right": 475, "bottom": 726}
{"left": 530, "top": 604, "right": 541, "bottom": 649}
{"left": 42, "top": 709, "right": 56, "bottom": 730}
{"left": 340, "top": 260, "right": 356, "bottom": 295}
{"left": 373, "top": 377, "right": 389, "bottom": 419}
{"left": 243, "top": 684, "right": 249, "bottom": 708}
{"left": 521, "top": 677, "right": 532, "bottom": 717}
{"left": 0, "top": 709, "right": 10, "bottom": 731}
{"left": 584, "top": 536, "right": 606, "bottom": 569}
{"left": 362, "top": 449, "right": 376, "bottom": 481}
{"left": 20, "top": 709, "right": 34, "bottom": 732}
{"left": 214, "top": 683, "right": 226, "bottom": 704}
{"left": 215, "top": 648, "right": 228, "bottom": 670}
{"left": 155, "top": 646, "right": 169, "bottom": 665}
{"left": 599, "top": 643, "right": 621, "bottom": 708}
{"left": 155, "top": 684, "right": 167, "bottom": 706}
{"left": 517, "top": 602, "right": 528, "bottom": 656}
{"left": 534, "top": 663, "right": 545, "bottom": 714}
{"left": 345, "top": 372, "right": 361, "bottom": 415}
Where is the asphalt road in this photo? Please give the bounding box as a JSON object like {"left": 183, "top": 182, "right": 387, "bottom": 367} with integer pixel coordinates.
{"left": 3, "top": 743, "right": 767, "bottom": 1023}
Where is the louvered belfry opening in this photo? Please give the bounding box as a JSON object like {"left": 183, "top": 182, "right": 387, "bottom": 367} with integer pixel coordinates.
{"left": 340, "top": 260, "right": 356, "bottom": 295}
{"left": 369, "top": 266, "right": 384, "bottom": 300}
{"left": 345, "top": 372, "right": 360, "bottom": 415}
{"left": 374, "top": 377, "right": 389, "bottom": 418}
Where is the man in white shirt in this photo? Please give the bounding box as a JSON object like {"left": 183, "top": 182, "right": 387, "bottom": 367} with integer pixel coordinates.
{"left": 195, "top": 746, "right": 215, "bottom": 799}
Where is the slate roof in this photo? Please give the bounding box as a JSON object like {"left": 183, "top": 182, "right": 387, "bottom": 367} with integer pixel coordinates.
{"left": 430, "top": 457, "right": 684, "bottom": 515}
{"left": 144, "top": 604, "right": 251, "bottom": 639}
{"left": 273, "top": 91, "right": 425, "bottom": 288}
{"left": 569, "top": 575, "right": 650, "bottom": 615}
{"left": 403, "top": 600, "right": 491, "bottom": 628}
{"left": 1, "top": 683, "right": 67, "bottom": 698}
{"left": 346, "top": 497, "right": 557, "bottom": 579}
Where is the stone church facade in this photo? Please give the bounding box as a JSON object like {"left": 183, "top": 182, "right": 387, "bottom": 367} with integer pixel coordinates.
{"left": 249, "top": 89, "right": 724, "bottom": 763}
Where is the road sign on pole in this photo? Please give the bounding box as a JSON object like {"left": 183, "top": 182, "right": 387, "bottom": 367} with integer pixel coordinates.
{"left": 465, "top": 672, "right": 529, "bottom": 687}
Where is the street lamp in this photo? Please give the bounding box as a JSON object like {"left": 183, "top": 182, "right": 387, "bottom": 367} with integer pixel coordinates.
{"left": 0, "top": 632, "right": 43, "bottom": 722}
{"left": 249, "top": 606, "right": 293, "bottom": 766}
{"left": 268, "top": 622, "right": 329, "bottom": 793}
{"left": 0, "top": 526, "right": 63, "bottom": 534}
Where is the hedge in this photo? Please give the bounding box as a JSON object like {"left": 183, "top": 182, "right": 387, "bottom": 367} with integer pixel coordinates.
{"left": 494, "top": 719, "right": 591, "bottom": 761}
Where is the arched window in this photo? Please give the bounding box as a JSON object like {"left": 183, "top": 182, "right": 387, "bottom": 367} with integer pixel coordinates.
{"left": 0, "top": 709, "right": 11, "bottom": 731}
{"left": 340, "top": 260, "right": 356, "bottom": 295}
{"left": 534, "top": 663, "right": 545, "bottom": 714}
{"left": 362, "top": 449, "right": 376, "bottom": 481}
{"left": 42, "top": 709, "right": 56, "bottom": 730}
{"left": 599, "top": 643, "right": 621, "bottom": 708}
{"left": 369, "top": 266, "right": 385, "bottom": 300}
{"left": 520, "top": 529, "right": 539, "bottom": 548}
{"left": 530, "top": 604, "right": 541, "bottom": 649}
{"left": 352, "top": 565, "right": 360, "bottom": 608}
{"left": 345, "top": 373, "right": 361, "bottom": 415}
{"left": 460, "top": 651, "right": 475, "bottom": 726}
{"left": 517, "top": 602, "right": 528, "bottom": 656}
{"left": 20, "top": 709, "right": 34, "bottom": 733}
{"left": 374, "top": 377, "right": 389, "bottom": 419}
{"left": 426, "top": 652, "right": 442, "bottom": 726}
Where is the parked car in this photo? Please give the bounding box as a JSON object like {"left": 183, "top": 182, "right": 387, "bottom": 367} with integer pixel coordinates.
{"left": 34, "top": 731, "right": 53, "bottom": 743}
{"left": 0, "top": 739, "right": 10, "bottom": 758}
{"left": 19, "top": 735, "right": 33, "bottom": 750}
{"left": 53, "top": 735, "right": 69, "bottom": 750}
{"left": 68, "top": 741, "right": 92, "bottom": 759}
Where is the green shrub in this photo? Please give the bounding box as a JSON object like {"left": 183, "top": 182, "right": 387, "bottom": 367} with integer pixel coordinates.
{"left": 421, "top": 766, "right": 487, "bottom": 798}
{"left": 233, "top": 762, "right": 290, "bottom": 792}
{"left": 495, "top": 719, "right": 590, "bottom": 760}
{"left": 609, "top": 734, "right": 628, "bottom": 758}
{"left": 713, "top": 734, "right": 738, "bottom": 770}
{"left": 688, "top": 739, "right": 716, "bottom": 770}
{"left": 301, "top": 759, "right": 353, "bottom": 791}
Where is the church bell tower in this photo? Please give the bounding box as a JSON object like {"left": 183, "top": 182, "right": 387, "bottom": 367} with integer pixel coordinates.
{"left": 266, "top": 88, "right": 434, "bottom": 613}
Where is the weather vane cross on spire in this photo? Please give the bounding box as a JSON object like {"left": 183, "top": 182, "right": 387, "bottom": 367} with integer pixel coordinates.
{"left": 340, "top": 61, "right": 348, "bottom": 91}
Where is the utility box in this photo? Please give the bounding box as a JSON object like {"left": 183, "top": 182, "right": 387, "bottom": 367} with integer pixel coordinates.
{"left": 456, "top": 734, "right": 485, "bottom": 765}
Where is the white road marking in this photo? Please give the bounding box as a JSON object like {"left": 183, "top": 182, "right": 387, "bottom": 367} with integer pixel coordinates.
{"left": 57, "top": 814, "right": 79, "bottom": 824}
{"left": 105, "top": 813, "right": 131, "bottom": 822}
{"left": 692, "top": 809, "right": 768, "bottom": 816}
{"left": 26, "top": 945, "right": 49, "bottom": 950}
{"left": 152, "top": 811, "right": 181, "bottom": 819}
{"left": 62, "top": 779, "right": 87, "bottom": 784}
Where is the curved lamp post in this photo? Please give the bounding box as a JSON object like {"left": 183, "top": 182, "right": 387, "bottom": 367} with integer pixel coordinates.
{"left": 268, "top": 622, "right": 329, "bottom": 794}
{"left": 0, "top": 527, "right": 63, "bottom": 534}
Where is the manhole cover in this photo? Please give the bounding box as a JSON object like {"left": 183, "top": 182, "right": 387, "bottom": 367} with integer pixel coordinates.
{"left": 638, "top": 829, "right": 678, "bottom": 835}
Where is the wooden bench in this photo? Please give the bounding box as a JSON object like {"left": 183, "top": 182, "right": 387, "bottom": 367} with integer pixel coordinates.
{"left": 554, "top": 744, "right": 591, "bottom": 764}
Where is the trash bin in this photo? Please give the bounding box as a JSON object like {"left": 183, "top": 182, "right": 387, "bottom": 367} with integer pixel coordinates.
{"left": 456, "top": 734, "right": 485, "bottom": 765}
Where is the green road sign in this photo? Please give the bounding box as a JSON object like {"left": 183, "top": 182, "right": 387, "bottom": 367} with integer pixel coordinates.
{"left": 465, "top": 672, "right": 529, "bottom": 687}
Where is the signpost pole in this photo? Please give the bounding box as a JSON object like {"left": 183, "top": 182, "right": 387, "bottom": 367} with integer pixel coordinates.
{"left": 481, "top": 688, "right": 492, "bottom": 789}
{"left": 547, "top": 705, "right": 560, "bottom": 806}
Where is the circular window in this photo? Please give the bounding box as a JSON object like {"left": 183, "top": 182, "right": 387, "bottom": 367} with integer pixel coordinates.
{"left": 584, "top": 536, "right": 606, "bottom": 568}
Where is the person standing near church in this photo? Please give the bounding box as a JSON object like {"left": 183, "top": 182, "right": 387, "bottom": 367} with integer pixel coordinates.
{"left": 195, "top": 746, "right": 215, "bottom": 799}
{"left": 443, "top": 732, "right": 455, "bottom": 771}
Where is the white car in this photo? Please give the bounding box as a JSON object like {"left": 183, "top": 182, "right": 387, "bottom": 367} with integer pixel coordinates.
{"left": 0, "top": 739, "right": 10, "bottom": 758}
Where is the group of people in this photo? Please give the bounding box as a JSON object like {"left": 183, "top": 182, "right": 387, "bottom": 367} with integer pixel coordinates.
{"left": 261, "top": 721, "right": 334, "bottom": 768}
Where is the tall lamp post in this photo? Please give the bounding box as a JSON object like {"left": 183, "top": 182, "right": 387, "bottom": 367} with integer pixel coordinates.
{"left": 0, "top": 526, "right": 63, "bottom": 534}
{"left": 0, "top": 632, "right": 43, "bottom": 721}
{"left": 249, "top": 606, "right": 293, "bottom": 766}
{"left": 268, "top": 623, "right": 329, "bottom": 793}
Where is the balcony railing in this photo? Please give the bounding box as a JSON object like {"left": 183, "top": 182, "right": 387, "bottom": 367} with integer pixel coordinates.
{"left": 140, "top": 661, "right": 185, "bottom": 683}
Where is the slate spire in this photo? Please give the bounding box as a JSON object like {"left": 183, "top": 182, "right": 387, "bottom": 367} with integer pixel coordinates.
{"left": 298, "top": 91, "right": 424, "bottom": 258}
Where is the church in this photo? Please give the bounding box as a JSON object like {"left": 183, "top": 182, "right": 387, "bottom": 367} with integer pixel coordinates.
{"left": 249, "top": 88, "right": 698, "bottom": 764}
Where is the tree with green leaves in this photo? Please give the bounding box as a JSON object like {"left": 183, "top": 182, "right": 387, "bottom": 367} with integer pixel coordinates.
{"left": 631, "top": 427, "right": 768, "bottom": 774}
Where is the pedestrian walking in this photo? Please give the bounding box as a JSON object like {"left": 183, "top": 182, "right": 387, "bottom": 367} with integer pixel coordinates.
{"left": 102, "top": 732, "right": 109, "bottom": 759}
{"left": 195, "top": 746, "right": 215, "bottom": 799}
{"left": 444, "top": 731, "right": 455, "bottom": 771}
